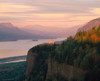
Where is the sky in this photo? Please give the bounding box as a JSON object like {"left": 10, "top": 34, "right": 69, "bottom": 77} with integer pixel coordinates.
{"left": 0, "top": 0, "right": 100, "bottom": 28}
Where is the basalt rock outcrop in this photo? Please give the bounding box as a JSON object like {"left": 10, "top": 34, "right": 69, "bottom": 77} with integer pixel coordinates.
{"left": 25, "top": 44, "right": 85, "bottom": 81}
{"left": 25, "top": 50, "right": 37, "bottom": 80}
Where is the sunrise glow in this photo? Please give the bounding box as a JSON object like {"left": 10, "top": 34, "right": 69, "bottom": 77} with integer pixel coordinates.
{"left": 0, "top": 0, "right": 100, "bottom": 28}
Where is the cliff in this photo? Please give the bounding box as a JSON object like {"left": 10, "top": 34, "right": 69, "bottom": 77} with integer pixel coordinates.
{"left": 46, "top": 60, "right": 85, "bottom": 81}
{"left": 25, "top": 39, "right": 100, "bottom": 81}
{"left": 25, "top": 18, "right": 100, "bottom": 81}
{"left": 25, "top": 50, "right": 37, "bottom": 80}
{"left": 25, "top": 44, "right": 86, "bottom": 81}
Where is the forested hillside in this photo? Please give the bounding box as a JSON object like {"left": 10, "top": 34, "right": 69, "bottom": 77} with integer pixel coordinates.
{"left": 25, "top": 26, "right": 100, "bottom": 81}
{"left": 75, "top": 26, "right": 100, "bottom": 43}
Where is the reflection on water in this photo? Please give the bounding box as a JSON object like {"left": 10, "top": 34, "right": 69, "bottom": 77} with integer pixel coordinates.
{"left": 0, "top": 38, "right": 67, "bottom": 58}
{"left": 0, "top": 49, "right": 27, "bottom": 58}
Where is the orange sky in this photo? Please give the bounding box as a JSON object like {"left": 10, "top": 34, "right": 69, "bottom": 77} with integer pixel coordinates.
{"left": 0, "top": 0, "right": 100, "bottom": 28}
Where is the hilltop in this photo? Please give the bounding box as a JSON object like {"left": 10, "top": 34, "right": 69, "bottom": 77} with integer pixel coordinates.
{"left": 0, "top": 23, "right": 37, "bottom": 41}
{"left": 78, "top": 18, "right": 100, "bottom": 31}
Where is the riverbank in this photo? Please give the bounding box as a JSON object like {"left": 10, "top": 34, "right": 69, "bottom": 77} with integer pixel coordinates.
{"left": 0, "top": 55, "right": 26, "bottom": 64}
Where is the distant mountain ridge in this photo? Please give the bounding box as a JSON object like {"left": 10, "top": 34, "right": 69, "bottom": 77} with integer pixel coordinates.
{"left": 0, "top": 23, "right": 13, "bottom": 28}
{"left": 0, "top": 23, "right": 39, "bottom": 41}
{"left": 23, "top": 25, "right": 80, "bottom": 38}
{"left": 0, "top": 22, "right": 80, "bottom": 41}
{"left": 78, "top": 17, "right": 100, "bottom": 31}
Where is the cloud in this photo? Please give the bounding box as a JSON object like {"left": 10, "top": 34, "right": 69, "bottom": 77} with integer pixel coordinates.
{"left": 0, "top": 0, "right": 100, "bottom": 27}
{"left": 0, "top": 0, "right": 100, "bottom": 14}
{"left": 0, "top": 3, "right": 38, "bottom": 13}
{"left": 90, "top": 8, "right": 100, "bottom": 14}
{"left": 1, "top": 0, "right": 100, "bottom": 14}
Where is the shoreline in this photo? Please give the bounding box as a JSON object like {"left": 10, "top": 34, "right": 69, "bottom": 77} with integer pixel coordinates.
{"left": 0, "top": 55, "right": 26, "bottom": 64}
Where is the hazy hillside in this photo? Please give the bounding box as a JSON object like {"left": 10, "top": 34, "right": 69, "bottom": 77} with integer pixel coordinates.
{"left": 78, "top": 18, "right": 100, "bottom": 31}
{"left": 0, "top": 23, "right": 79, "bottom": 41}
{"left": 0, "top": 22, "right": 81, "bottom": 41}
{"left": 0, "top": 23, "right": 51, "bottom": 41}
{"left": 23, "top": 25, "right": 80, "bottom": 38}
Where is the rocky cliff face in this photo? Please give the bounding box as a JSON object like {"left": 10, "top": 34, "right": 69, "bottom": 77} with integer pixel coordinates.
{"left": 25, "top": 50, "right": 37, "bottom": 80}
{"left": 78, "top": 18, "right": 100, "bottom": 31}
{"left": 25, "top": 45, "right": 86, "bottom": 81}
{"left": 46, "top": 59, "right": 85, "bottom": 81}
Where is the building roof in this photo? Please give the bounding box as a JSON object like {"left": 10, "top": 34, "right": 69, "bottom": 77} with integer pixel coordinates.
{"left": 49, "top": 40, "right": 55, "bottom": 44}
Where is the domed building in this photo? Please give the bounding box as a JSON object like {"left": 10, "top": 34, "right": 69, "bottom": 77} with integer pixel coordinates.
{"left": 49, "top": 40, "right": 55, "bottom": 44}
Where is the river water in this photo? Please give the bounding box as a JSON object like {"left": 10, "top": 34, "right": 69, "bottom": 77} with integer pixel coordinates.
{"left": 0, "top": 38, "right": 66, "bottom": 58}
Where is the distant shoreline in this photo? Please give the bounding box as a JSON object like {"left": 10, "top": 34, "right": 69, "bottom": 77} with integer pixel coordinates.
{"left": 0, "top": 39, "right": 18, "bottom": 42}
{"left": 0, "top": 55, "right": 26, "bottom": 64}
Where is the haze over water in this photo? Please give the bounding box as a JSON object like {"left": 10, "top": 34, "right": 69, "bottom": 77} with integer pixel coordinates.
{"left": 0, "top": 38, "right": 66, "bottom": 58}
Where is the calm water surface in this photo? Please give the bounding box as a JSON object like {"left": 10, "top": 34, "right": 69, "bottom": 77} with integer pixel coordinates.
{"left": 0, "top": 38, "right": 66, "bottom": 58}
